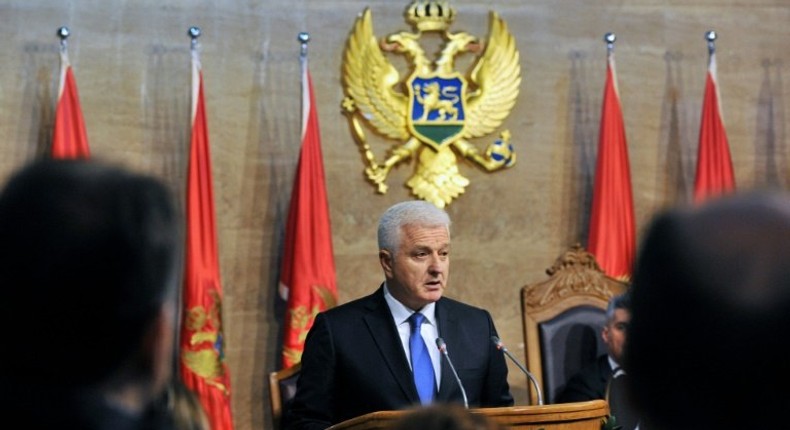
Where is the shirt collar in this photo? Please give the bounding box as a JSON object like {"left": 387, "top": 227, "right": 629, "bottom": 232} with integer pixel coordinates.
{"left": 608, "top": 355, "right": 620, "bottom": 372}
{"left": 383, "top": 282, "right": 437, "bottom": 326}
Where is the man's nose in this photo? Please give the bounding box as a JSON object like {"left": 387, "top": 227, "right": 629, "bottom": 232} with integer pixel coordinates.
{"left": 427, "top": 254, "right": 445, "bottom": 273}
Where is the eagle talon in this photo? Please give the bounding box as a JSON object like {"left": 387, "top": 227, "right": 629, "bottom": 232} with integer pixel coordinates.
{"left": 365, "top": 165, "right": 391, "bottom": 194}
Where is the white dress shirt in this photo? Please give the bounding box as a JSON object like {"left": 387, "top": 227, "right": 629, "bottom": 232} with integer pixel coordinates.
{"left": 383, "top": 284, "right": 442, "bottom": 389}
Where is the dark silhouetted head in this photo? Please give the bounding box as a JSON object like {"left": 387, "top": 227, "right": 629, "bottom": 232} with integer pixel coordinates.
{"left": 0, "top": 159, "right": 179, "bottom": 390}
{"left": 626, "top": 191, "right": 790, "bottom": 429}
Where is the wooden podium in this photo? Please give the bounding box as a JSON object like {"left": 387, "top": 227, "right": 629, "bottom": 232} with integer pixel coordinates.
{"left": 328, "top": 400, "right": 609, "bottom": 429}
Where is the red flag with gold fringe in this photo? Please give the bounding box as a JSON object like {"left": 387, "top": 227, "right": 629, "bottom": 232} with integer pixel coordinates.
{"left": 279, "top": 46, "right": 338, "bottom": 368}
{"left": 587, "top": 45, "right": 636, "bottom": 280}
{"left": 179, "top": 40, "right": 235, "bottom": 430}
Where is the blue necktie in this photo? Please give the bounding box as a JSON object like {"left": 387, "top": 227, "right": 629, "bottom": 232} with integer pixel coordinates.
{"left": 409, "top": 312, "right": 435, "bottom": 405}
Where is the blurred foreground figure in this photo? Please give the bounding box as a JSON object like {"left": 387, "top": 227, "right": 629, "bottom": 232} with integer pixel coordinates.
{"left": 626, "top": 191, "right": 790, "bottom": 430}
{"left": 0, "top": 160, "right": 180, "bottom": 430}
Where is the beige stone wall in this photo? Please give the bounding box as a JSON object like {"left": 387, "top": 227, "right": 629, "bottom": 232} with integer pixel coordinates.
{"left": 1, "top": 1, "right": 788, "bottom": 428}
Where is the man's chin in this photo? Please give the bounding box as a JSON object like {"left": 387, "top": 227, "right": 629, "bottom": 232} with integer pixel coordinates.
{"left": 422, "top": 289, "right": 444, "bottom": 302}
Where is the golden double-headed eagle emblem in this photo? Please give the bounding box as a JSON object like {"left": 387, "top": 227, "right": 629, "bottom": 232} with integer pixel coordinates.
{"left": 341, "top": 0, "right": 521, "bottom": 207}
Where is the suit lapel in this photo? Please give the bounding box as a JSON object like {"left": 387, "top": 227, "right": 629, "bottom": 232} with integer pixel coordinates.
{"left": 362, "top": 286, "right": 421, "bottom": 403}
{"left": 435, "top": 299, "right": 462, "bottom": 402}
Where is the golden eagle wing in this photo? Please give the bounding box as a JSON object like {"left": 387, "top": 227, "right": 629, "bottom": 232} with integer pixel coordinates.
{"left": 463, "top": 12, "right": 521, "bottom": 139}
{"left": 343, "top": 8, "right": 409, "bottom": 141}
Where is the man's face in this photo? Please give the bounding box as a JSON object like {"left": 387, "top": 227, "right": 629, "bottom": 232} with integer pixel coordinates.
{"left": 602, "top": 308, "right": 631, "bottom": 365}
{"left": 380, "top": 224, "right": 449, "bottom": 311}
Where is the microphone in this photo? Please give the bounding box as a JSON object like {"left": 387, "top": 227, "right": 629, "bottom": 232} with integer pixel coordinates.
{"left": 490, "top": 335, "right": 544, "bottom": 405}
{"left": 435, "top": 337, "right": 469, "bottom": 409}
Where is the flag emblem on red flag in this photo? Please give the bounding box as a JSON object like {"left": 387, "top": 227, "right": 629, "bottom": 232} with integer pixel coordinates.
{"left": 587, "top": 37, "right": 636, "bottom": 281}
{"left": 694, "top": 34, "right": 735, "bottom": 203}
{"left": 279, "top": 40, "right": 338, "bottom": 369}
{"left": 52, "top": 32, "right": 90, "bottom": 159}
{"left": 179, "top": 31, "right": 235, "bottom": 430}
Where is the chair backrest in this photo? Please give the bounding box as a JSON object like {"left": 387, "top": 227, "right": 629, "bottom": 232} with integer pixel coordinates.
{"left": 520, "top": 244, "right": 628, "bottom": 404}
{"left": 268, "top": 362, "right": 301, "bottom": 430}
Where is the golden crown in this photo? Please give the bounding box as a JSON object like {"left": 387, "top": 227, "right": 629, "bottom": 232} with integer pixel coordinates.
{"left": 405, "top": 1, "right": 455, "bottom": 32}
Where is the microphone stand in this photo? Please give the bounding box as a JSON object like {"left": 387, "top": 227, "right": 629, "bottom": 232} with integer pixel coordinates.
{"left": 436, "top": 337, "right": 469, "bottom": 409}
{"left": 491, "top": 336, "right": 544, "bottom": 405}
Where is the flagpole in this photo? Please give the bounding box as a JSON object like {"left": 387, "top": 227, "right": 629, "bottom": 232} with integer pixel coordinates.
{"left": 603, "top": 32, "right": 617, "bottom": 93}
{"left": 298, "top": 31, "right": 309, "bottom": 58}
{"left": 56, "top": 27, "right": 70, "bottom": 97}
{"left": 604, "top": 32, "right": 616, "bottom": 56}
{"left": 57, "top": 26, "right": 69, "bottom": 52}
{"left": 704, "top": 29, "right": 719, "bottom": 107}
{"left": 189, "top": 26, "right": 201, "bottom": 51}
{"left": 298, "top": 31, "right": 309, "bottom": 138}
{"left": 189, "top": 26, "right": 201, "bottom": 123}
{"left": 705, "top": 30, "right": 717, "bottom": 60}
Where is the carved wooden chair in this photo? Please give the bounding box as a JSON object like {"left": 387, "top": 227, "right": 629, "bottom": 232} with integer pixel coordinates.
{"left": 520, "top": 244, "right": 628, "bottom": 404}
{"left": 268, "top": 362, "right": 301, "bottom": 429}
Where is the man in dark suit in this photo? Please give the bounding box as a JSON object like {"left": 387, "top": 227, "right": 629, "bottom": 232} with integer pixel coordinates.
{"left": 556, "top": 292, "right": 631, "bottom": 403}
{"left": 286, "top": 200, "right": 513, "bottom": 430}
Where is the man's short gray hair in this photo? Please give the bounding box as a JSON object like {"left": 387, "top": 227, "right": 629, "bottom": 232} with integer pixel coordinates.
{"left": 378, "top": 200, "right": 451, "bottom": 253}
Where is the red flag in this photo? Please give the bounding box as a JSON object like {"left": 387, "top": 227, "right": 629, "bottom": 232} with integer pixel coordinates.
{"left": 52, "top": 48, "right": 90, "bottom": 158}
{"left": 694, "top": 51, "right": 735, "bottom": 203}
{"left": 279, "top": 52, "right": 338, "bottom": 368}
{"left": 179, "top": 47, "right": 235, "bottom": 430}
{"left": 587, "top": 50, "right": 636, "bottom": 280}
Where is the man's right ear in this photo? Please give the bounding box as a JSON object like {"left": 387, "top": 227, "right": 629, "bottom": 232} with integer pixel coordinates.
{"left": 379, "top": 249, "right": 393, "bottom": 278}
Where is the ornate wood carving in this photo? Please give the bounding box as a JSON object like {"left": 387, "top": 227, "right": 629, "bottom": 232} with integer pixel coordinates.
{"left": 523, "top": 244, "right": 627, "bottom": 310}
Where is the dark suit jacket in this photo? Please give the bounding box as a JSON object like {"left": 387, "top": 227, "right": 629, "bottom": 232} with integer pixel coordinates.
{"left": 285, "top": 286, "right": 513, "bottom": 430}
{"left": 555, "top": 354, "right": 613, "bottom": 403}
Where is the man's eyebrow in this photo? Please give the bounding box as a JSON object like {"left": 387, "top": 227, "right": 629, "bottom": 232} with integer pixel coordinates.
{"left": 409, "top": 243, "right": 449, "bottom": 251}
